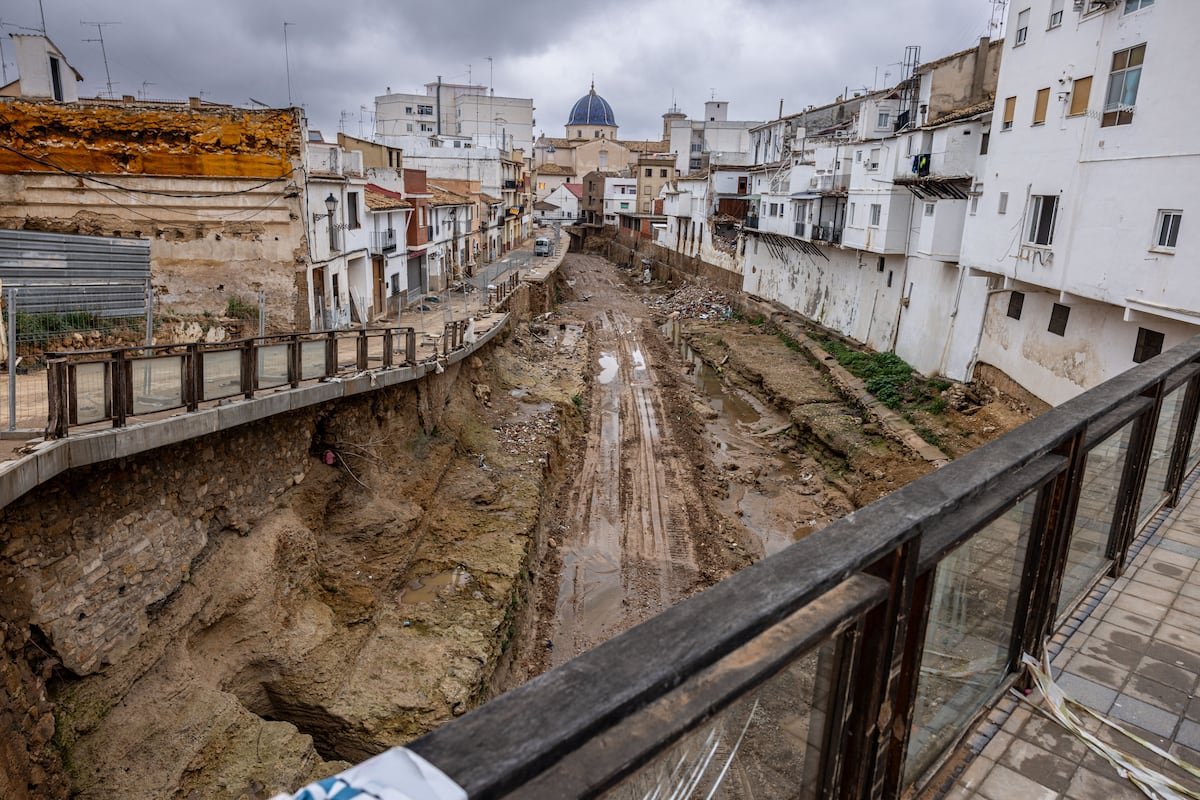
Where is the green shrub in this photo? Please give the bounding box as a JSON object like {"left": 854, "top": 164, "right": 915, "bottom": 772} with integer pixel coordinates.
{"left": 225, "top": 295, "right": 259, "bottom": 320}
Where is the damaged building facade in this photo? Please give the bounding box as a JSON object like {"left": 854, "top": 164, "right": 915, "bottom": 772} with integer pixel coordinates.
{"left": 0, "top": 35, "right": 310, "bottom": 327}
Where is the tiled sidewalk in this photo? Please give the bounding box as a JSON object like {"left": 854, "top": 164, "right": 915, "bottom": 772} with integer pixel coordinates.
{"left": 927, "top": 478, "right": 1200, "bottom": 799}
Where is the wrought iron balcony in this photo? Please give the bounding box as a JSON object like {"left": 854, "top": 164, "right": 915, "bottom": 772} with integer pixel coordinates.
{"left": 370, "top": 228, "right": 397, "bottom": 254}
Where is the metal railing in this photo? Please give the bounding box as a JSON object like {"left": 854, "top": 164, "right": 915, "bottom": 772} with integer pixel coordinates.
{"left": 44, "top": 325, "right": 440, "bottom": 438}
{"left": 371, "top": 228, "right": 397, "bottom": 253}
{"left": 812, "top": 224, "right": 843, "bottom": 244}
{"left": 399, "top": 337, "right": 1200, "bottom": 798}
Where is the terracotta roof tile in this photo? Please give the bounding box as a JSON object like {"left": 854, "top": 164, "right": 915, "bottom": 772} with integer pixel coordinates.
{"left": 364, "top": 183, "right": 412, "bottom": 210}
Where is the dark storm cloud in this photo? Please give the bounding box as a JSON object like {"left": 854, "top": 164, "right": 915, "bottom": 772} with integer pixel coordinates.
{"left": 9, "top": 0, "right": 998, "bottom": 141}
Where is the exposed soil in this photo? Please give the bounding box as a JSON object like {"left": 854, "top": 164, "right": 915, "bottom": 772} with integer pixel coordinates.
{"left": 40, "top": 250, "right": 1038, "bottom": 799}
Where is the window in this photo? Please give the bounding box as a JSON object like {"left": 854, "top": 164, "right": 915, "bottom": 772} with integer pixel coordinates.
{"left": 49, "top": 56, "right": 64, "bottom": 101}
{"left": 980, "top": 132, "right": 990, "bottom": 155}
{"left": 877, "top": 256, "right": 885, "bottom": 273}
{"left": 1103, "top": 44, "right": 1145, "bottom": 127}
{"left": 970, "top": 195, "right": 980, "bottom": 215}
{"left": 1002, "top": 96, "right": 1016, "bottom": 130}
{"left": 1068, "top": 76, "right": 1092, "bottom": 116}
{"left": 1049, "top": 0, "right": 1064, "bottom": 27}
{"left": 1015, "top": 8, "right": 1030, "bottom": 45}
{"left": 1133, "top": 327, "right": 1165, "bottom": 363}
{"left": 660, "top": 169, "right": 668, "bottom": 178}
{"left": 1125, "top": 0, "right": 1154, "bottom": 12}
{"left": 855, "top": 150, "right": 862, "bottom": 163}
{"left": 577, "top": 130, "right": 582, "bottom": 138}
{"left": 877, "top": 111, "right": 890, "bottom": 129}
{"left": 417, "top": 104, "right": 433, "bottom": 115}
{"left": 420, "top": 124, "right": 433, "bottom": 132}
{"left": 1033, "top": 87, "right": 1051, "bottom": 125}
{"left": 999, "top": 192, "right": 1009, "bottom": 214}
{"left": 347, "top": 192, "right": 360, "bottom": 229}
{"left": 332, "top": 274, "right": 340, "bottom": 305}
{"left": 406, "top": 123, "right": 413, "bottom": 132}
{"left": 869, "top": 148, "right": 881, "bottom": 170}
{"left": 1048, "top": 303, "right": 1070, "bottom": 336}
{"left": 849, "top": 203, "right": 857, "bottom": 225}
{"left": 869, "top": 204, "right": 882, "bottom": 226}
{"left": 405, "top": 106, "right": 413, "bottom": 114}
{"left": 887, "top": 270, "right": 894, "bottom": 288}
{"left": 924, "top": 202, "right": 935, "bottom": 217}
{"left": 1027, "top": 194, "right": 1058, "bottom": 245}
{"left": 1007, "top": 291, "right": 1025, "bottom": 320}
{"left": 645, "top": 168, "right": 653, "bottom": 177}
{"left": 619, "top": 201, "right": 629, "bottom": 210}
{"left": 1155, "top": 210, "right": 1182, "bottom": 250}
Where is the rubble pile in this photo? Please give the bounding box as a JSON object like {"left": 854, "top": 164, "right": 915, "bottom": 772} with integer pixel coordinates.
{"left": 645, "top": 284, "right": 734, "bottom": 321}
{"left": 495, "top": 411, "right": 560, "bottom": 459}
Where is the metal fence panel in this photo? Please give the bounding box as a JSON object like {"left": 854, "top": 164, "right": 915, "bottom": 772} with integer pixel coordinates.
{"left": 0, "top": 229, "right": 151, "bottom": 317}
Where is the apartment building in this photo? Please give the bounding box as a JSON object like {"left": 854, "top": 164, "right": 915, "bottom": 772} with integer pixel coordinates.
{"left": 960, "top": 0, "right": 1196, "bottom": 404}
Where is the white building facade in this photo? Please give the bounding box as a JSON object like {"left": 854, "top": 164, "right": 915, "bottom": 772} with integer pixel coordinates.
{"left": 304, "top": 139, "right": 370, "bottom": 329}
{"left": 960, "top": 0, "right": 1198, "bottom": 405}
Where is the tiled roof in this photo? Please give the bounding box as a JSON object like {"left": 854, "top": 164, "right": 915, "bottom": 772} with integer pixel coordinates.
{"left": 622, "top": 139, "right": 670, "bottom": 153}
{"left": 476, "top": 193, "right": 502, "bottom": 205}
{"left": 563, "top": 183, "right": 584, "bottom": 199}
{"left": 427, "top": 183, "right": 471, "bottom": 206}
{"left": 925, "top": 99, "right": 994, "bottom": 127}
{"left": 535, "top": 163, "right": 576, "bottom": 176}
{"left": 364, "top": 183, "right": 412, "bottom": 210}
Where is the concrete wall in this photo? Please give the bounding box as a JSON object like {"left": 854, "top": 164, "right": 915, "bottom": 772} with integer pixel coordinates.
{"left": 0, "top": 100, "right": 308, "bottom": 326}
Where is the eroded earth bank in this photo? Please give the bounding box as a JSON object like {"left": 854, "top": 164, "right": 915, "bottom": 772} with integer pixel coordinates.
{"left": 0, "top": 251, "right": 1039, "bottom": 799}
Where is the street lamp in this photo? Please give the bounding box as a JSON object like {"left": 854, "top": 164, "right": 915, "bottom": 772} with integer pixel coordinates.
{"left": 314, "top": 192, "right": 339, "bottom": 252}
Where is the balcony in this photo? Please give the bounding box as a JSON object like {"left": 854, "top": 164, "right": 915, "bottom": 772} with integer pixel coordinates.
{"left": 811, "top": 224, "right": 842, "bottom": 244}
{"left": 370, "top": 228, "right": 397, "bottom": 254}
{"left": 810, "top": 173, "right": 850, "bottom": 194}
{"left": 503, "top": 179, "right": 518, "bottom": 190}
{"left": 744, "top": 215, "right": 759, "bottom": 229}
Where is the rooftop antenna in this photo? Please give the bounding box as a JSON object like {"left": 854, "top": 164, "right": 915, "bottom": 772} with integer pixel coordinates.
{"left": 37, "top": 0, "right": 46, "bottom": 34}
{"left": 338, "top": 109, "right": 352, "bottom": 134}
{"left": 248, "top": 97, "right": 270, "bottom": 108}
{"left": 139, "top": 80, "right": 155, "bottom": 100}
{"left": 989, "top": 0, "right": 1009, "bottom": 37}
{"left": 487, "top": 56, "right": 493, "bottom": 96}
{"left": 710, "top": 87, "right": 716, "bottom": 101}
{"left": 81, "top": 21, "right": 119, "bottom": 99}
{"left": 283, "top": 21, "right": 295, "bottom": 107}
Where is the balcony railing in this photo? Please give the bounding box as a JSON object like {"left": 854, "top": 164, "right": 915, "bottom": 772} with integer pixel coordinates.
{"left": 744, "top": 216, "right": 759, "bottom": 229}
{"left": 370, "top": 228, "right": 397, "bottom": 253}
{"left": 382, "top": 322, "right": 1200, "bottom": 799}
{"left": 812, "top": 224, "right": 843, "bottom": 244}
{"left": 811, "top": 173, "right": 851, "bottom": 193}
{"left": 503, "top": 179, "right": 518, "bottom": 190}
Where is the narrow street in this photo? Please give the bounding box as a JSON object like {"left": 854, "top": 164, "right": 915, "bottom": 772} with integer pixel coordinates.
{"left": 548, "top": 253, "right": 728, "bottom": 665}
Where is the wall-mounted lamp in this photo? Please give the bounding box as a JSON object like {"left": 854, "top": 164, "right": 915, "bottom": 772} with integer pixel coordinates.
{"left": 313, "top": 193, "right": 339, "bottom": 251}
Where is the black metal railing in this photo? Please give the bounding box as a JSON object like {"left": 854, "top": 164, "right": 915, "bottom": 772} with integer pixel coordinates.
{"left": 371, "top": 228, "right": 397, "bottom": 253}
{"left": 812, "top": 224, "right": 843, "bottom": 244}
{"left": 395, "top": 336, "right": 1200, "bottom": 798}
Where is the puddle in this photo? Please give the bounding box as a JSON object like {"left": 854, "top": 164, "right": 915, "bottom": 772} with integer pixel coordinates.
{"left": 661, "top": 318, "right": 812, "bottom": 555}
{"left": 399, "top": 568, "right": 470, "bottom": 605}
{"left": 631, "top": 349, "right": 647, "bottom": 374}
{"left": 597, "top": 353, "right": 619, "bottom": 384}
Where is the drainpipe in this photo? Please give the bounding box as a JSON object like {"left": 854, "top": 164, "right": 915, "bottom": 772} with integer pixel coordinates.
{"left": 436, "top": 75, "right": 442, "bottom": 137}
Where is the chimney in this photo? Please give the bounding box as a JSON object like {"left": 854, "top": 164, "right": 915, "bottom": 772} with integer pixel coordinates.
{"left": 188, "top": 96, "right": 201, "bottom": 109}
{"left": 970, "top": 36, "right": 991, "bottom": 103}
{"left": 122, "top": 95, "right": 135, "bottom": 104}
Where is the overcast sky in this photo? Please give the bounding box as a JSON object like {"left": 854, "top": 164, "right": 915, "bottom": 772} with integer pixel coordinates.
{"left": 8, "top": 0, "right": 1004, "bottom": 141}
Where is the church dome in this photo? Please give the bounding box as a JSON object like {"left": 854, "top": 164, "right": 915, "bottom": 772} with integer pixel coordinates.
{"left": 568, "top": 84, "right": 617, "bottom": 127}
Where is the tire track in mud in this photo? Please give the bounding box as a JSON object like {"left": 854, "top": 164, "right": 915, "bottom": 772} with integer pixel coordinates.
{"left": 549, "top": 256, "right": 703, "bottom": 665}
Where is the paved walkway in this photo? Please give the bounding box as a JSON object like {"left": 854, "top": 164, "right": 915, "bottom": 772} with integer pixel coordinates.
{"left": 925, "top": 473, "right": 1200, "bottom": 799}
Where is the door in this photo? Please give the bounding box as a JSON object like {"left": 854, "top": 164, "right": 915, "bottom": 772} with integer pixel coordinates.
{"left": 372, "top": 255, "right": 386, "bottom": 315}
{"left": 311, "top": 267, "right": 327, "bottom": 328}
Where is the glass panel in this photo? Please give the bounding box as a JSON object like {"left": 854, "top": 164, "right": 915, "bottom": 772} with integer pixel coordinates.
{"left": 130, "top": 356, "right": 184, "bottom": 416}
{"left": 201, "top": 349, "right": 242, "bottom": 400}
{"left": 72, "top": 361, "right": 109, "bottom": 424}
{"left": 601, "top": 638, "right": 839, "bottom": 800}
{"left": 1188, "top": 399, "right": 1200, "bottom": 473}
{"left": 300, "top": 340, "right": 326, "bottom": 380}
{"left": 1059, "top": 424, "right": 1132, "bottom": 614}
{"left": 1137, "top": 385, "right": 1186, "bottom": 527}
{"left": 256, "top": 344, "right": 290, "bottom": 389}
{"left": 905, "top": 491, "right": 1038, "bottom": 781}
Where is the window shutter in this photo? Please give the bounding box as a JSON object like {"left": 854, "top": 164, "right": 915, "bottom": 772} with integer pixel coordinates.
{"left": 1068, "top": 76, "right": 1092, "bottom": 116}
{"left": 1033, "top": 88, "right": 1051, "bottom": 124}
{"left": 1003, "top": 96, "right": 1017, "bottom": 128}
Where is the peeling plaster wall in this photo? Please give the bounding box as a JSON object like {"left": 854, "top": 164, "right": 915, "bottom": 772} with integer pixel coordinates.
{"left": 977, "top": 289, "right": 1200, "bottom": 406}
{"left": 741, "top": 238, "right": 904, "bottom": 352}
{"left": 0, "top": 101, "right": 308, "bottom": 326}
{"left": 893, "top": 257, "right": 990, "bottom": 380}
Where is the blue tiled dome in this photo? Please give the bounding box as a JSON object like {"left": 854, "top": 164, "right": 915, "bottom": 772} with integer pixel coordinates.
{"left": 568, "top": 85, "right": 616, "bottom": 127}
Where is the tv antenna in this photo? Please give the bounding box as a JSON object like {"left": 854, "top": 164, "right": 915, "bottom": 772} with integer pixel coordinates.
{"left": 139, "top": 81, "right": 155, "bottom": 100}
{"left": 283, "top": 21, "right": 295, "bottom": 107}
{"left": 81, "top": 21, "right": 119, "bottom": 99}
{"left": 989, "top": 0, "right": 1009, "bottom": 37}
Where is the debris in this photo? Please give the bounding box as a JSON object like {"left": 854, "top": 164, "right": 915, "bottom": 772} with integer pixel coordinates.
{"left": 643, "top": 283, "right": 733, "bottom": 320}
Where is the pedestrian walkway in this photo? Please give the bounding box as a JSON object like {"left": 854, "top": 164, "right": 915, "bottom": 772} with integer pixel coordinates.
{"left": 924, "top": 472, "right": 1200, "bottom": 799}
